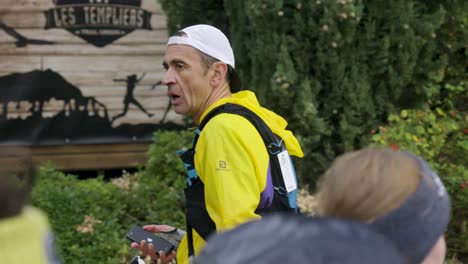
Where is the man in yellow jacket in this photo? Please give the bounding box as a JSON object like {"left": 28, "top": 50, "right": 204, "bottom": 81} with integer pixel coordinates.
{"left": 130, "top": 24, "right": 303, "bottom": 264}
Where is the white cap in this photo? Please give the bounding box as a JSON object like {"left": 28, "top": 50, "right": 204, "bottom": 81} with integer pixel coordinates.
{"left": 167, "top": 24, "right": 235, "bottom": 68}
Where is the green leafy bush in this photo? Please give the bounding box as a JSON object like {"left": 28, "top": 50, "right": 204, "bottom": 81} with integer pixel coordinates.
{"left": 371, "top": 83, "right": 468, "bottom": 259}
{"left": 32, "top": 166, "right": 132, "bottom": 263}
{"left": 31, "top": 130, "right": 192, "bottom": 263}
{"left": 129, "top": 129, "right": 193, "bottom": 228}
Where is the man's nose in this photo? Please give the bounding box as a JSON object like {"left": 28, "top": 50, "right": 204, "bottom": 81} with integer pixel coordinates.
{"left": 161, "top": 69, "right": 175, "bottom": 85}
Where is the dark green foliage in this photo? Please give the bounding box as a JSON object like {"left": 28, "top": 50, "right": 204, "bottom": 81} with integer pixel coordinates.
{"left": 224, "top": 0, "right": 461, "bottom": 187}
{"left": 157, "top": 0, "right": 466, "bottom": 188}
{"left": 433, "top": 0, "right": 467, "bottom": 85}
{"left": 157, "top": 0, "right": 229, "bottom": 35}
{"left": 31, "top": 130, "right": 193, "bottom": 263}
{"left": 157, "top": 0, "right": 466, "bottom": 256}
{"left": 224, "top": 0, "right": 466, "bottom": 188}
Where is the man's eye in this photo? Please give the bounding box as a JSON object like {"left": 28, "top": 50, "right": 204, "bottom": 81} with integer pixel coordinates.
{"left": 175, "top": 64, "right": 184, "bottom": 70}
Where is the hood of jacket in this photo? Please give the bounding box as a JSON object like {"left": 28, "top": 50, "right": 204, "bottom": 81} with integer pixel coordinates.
{"left": 199, "top": 90, "right": 303, "bottom": 157}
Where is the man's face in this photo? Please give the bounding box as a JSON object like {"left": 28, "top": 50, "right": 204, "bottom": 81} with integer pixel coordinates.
{"left": 162, "top": 44, "right": 213, "bottom": 118}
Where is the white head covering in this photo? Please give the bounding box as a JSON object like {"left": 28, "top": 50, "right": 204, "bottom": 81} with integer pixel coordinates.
{"left": 167, "top": 24, "right": 235, "bottom": 68}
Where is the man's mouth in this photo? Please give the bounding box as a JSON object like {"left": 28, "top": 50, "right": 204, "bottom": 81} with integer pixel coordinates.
{"left": 168, "top": 89, "right": 181, "bottom": 104}
{"left": 169, "top": 94, "right": 181, "bottom": 105}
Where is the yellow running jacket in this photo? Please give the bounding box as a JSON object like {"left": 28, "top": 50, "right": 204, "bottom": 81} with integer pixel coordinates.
{"left": 176, "top": 90, "right": 303, "bottom": 264}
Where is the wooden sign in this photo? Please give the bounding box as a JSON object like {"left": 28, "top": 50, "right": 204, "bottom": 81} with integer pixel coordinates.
{"left": 0, "top": 0, "right": 185, "bottom": 147}
{"left": 0, "top": 0, "right": 185, "bottom": 170}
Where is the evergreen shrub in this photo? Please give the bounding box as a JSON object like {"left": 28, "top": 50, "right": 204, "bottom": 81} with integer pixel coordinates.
{"left": 157, "top": 0, "right": 467, "bottom": 189}
{"left": 157, "top": 0, "right": 229, "bottom": 35}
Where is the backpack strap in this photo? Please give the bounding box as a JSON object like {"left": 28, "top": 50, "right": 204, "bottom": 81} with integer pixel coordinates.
{"left": 194, "top": 103, "right": 280, "bottom": 152}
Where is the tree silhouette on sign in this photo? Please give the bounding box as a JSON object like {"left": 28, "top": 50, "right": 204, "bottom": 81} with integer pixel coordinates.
{"left": 0, "top": 70, "right": 108, "bottom": 120}
{"left": 0, "top": 23, "right": 54, "bottom": 47}
{"left": 112, "top": 73, "right": 153, "bottom": 122}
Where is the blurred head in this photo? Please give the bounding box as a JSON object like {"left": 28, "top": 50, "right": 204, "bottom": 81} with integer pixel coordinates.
{"left": 0, "top": 148, "right": 35, "bottom": 219}
{"left": 317, "top": 147, "right": 421, "bottom": 221}
{"left": 195, "top": 213, "right": 404, "bottom": 264}
{"left": 162, "top": 24, "right": 241, "bottom": 122}
{"left": 316, "top": 148, "right": 451, "bottom": 263}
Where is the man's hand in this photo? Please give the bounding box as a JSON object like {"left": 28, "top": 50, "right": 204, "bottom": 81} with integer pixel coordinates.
{"left": 130, "top": 225, "right": 177, "bottom": 264}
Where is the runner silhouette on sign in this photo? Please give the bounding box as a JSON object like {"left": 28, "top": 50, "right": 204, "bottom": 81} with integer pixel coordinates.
{"left": 112, "top": 73, "right": 153, "bottom": 122}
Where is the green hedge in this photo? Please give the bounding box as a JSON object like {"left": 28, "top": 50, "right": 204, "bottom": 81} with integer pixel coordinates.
{"left": 158, "top": 0, "right": 229, "bottom": 35}
{"left": 371, "top": 82, "right": 468, "bottom": 259}
{"left": 31, "top": 130, "right": 192, "bottom": 264}
{"left": 157, "top": 0, "right": 467, "bottom": 189}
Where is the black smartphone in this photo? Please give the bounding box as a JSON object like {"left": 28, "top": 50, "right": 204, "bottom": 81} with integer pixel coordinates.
{"left": 126, "top": 226, "right": 175, "bottom": 255}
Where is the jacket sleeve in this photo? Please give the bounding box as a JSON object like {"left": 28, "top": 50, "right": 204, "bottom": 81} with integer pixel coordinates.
{"left": 194, "top": 113, "right": 269, "bottom": 231}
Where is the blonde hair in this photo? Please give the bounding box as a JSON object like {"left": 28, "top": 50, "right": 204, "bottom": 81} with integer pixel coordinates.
{"left": 316, "top": 147, "right": 421, "bottom": 222}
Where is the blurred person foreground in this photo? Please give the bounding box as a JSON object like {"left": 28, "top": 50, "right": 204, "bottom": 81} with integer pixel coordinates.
{"left": 316, "top": 147, "right": 451, "bottom": 264}
{"left": 0, "top": 148, "right": 61, "bottom": 264}
{"left": 195, "top": 213, "right": 405, "bottom": 264}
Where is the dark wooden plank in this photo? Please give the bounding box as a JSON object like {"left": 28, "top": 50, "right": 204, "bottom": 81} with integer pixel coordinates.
{"left": 0, "top": 143, "right": 152, "bottom": 170}
{"left": 1, "top": 143, "right": 148, "bottom": 155}
{"left": 33, "top": 151, "right": 149, "bottom": 170}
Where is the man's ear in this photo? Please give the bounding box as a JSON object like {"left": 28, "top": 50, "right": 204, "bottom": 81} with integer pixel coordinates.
{"left": 210, "top": 62, "right": 228, "bottom": 86}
